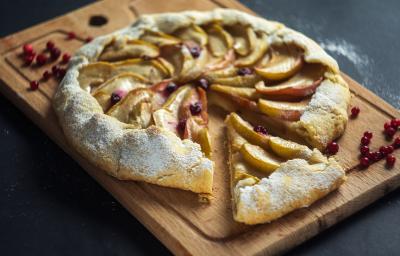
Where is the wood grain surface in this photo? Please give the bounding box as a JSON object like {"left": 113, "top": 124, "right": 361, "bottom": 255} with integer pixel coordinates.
{"left": 0, "top": 0, "right": 399, "bottom": 255}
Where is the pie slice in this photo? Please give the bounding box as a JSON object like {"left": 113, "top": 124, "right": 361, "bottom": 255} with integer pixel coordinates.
{"left": 225, "top": 113, "right": 345, "bottom": 224}
{"left": 54, "top": 9, "right": 350, "bottom": 221}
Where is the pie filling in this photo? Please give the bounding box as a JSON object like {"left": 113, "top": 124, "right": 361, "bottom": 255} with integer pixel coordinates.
{"left": 78, "top": 23, "right": 328, "bottom": 156}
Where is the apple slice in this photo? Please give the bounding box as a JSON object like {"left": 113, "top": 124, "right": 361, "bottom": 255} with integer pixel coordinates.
{"left": 258, "top": 98, "right": 310, "bottom": 121}
{"left": 210, "top": 84, "right": 260, "bottom": 100}
{"left": 99, "top": 39, "right": 159, "bottom": 62}
{"left": 91, "top": 73, "right": 148, "bottom": 111}
{"left": 225, "top": 113, "right": 270, "bottom": 150}
{"left": 255, "top": 64, "right": 325, "bottom": 97}
{"left": 183, "top": 118, "right": 212, "bottom": 157}
{"left": 234, "top": 33, "right": 269, "bottom": 67}
{"left": 92, "top": 92, "right": 112, "bottom": 112}
{"left": 209, "top": 73, "right": 261, "bottom": 87}
{"left": 206, "top": 49, "right": 235, "bottom": 71}
{"left": 268, "top": 136, "right": 311, "bottom": 160}
{"left": 78, "top": 62, "right": 116, "bottom": 92}
{"left": 225, "top": 26, "right": 257, "bottom": 56}
{"left": 255, "top": 45, "right": 303, "bottom": 80}
{"left": 152, "top": 85, "right": 192, "bottom": 134}
{"left": 160, "top": 44, "right": 208, "bottom": 83}
{"left": 240, "top": 143, "right": 282, "bottom": 174}
{"left": 113, "top": 58, "right": 170, "bottom": 83}
{"left": 173, "top": 24, "right": 208, "bottom": 46}
{"left": 204, "top": 24, "right": 234, "bottom": 58}
{"left": 91, "top": 73, "right": 148, "bottom": 96}
{"left": 211, "top": 89, "right": 258, "bottom": 112}
{"left": 140, "top": 29, "right": 181, "bottom": 46}
{"left": 107, "top": 89, "right": 153, "bottom": 128}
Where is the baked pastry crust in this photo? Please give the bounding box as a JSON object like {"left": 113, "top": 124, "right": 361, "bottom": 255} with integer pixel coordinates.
{"left": 53, "top": 9, "right": 349, "bottom": 197}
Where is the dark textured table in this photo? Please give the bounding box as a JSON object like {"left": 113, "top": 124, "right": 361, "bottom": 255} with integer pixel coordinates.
{"left": 1, "top": 1, "right": 399, "bottom": 255}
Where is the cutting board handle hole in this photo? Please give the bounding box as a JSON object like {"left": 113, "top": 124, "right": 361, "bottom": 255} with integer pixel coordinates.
{"left": 89, "top": 15, "right": 108, "bottom": 27}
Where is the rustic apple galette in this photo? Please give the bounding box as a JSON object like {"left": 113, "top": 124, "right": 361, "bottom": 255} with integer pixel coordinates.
{"left": 53, "top": 9, "right": 349, "bottom": 224}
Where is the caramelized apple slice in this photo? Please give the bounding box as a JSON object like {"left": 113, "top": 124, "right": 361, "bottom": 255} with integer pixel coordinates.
{"left": 99, "top": 39, "right": 159, "bottom": 62}
{"left": 225, "top": 113, "right": 270, "bottom": 150}
{"left": 91, "top": 73, "right": 148, "bottom": 111}
{"left": 234, "top": 33, "right": 269, "bottom": 67}
{"left": 140, "top": 29, "right": 181, "bottom": 46}
{"left": 205, "top": 65, "right": 261, "bottom": 87}
{"left": 91, "top": 73, "right": 147, "bottom": 95}
{"left": 255, "top": 45, "right": 303, "bottom": 80}
{"left": 184, "top": 118, "right": 212, "bottom": 157}
{"left": 269, "top": 136, "right": 310, "bottom": 160}
{"left": 173, "top": 24, "right": 208, "bottom": 46}
{"left": 225, "top": 26, "right": 257, "bottom": 56}
{"left": 269, "top": 136, "right": 327, "bottom": 163}
{"left": 107, "top": 89, "right": 153, "bottom": 128}
{"left": 113, "top": 59, "right": 170, "bottom": 83}
{"left": 258, "top": 98, "right": 310, "bottom": 121}
{"left": 240, "top": 143, "right": 282, "bottom": 174}
{"left": 255, "top": 64, "right": 325, "bottom": 97}
{"left": 204, "top": 24, "right": 234, "bottom": 58}
{"left": 160, "top": 44, "right": 208, "bottom": 82}
{"left": 92, "top": 92, "right": 112, "bottom": 112}
{"left": 78, "top": 62, "right": 116, "bottom": 92}
{"left": 206, "top": 49, "right": 235, "bottom": 71}
{"left": 152, "top": 85, "right": 192, "bottom": 134}
{"left": 210, "top": 85, "right": 260, "bottom": 100}
{"left": 209, "top": 73, "right": 261, "bottom": 87}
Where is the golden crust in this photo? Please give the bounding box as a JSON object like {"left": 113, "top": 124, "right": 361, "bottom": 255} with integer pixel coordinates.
{"left": 233, "top": 158, "right": 345, "bottom": 225}
{"left": 53, "top": 9, "right": 349, "bottom": 200}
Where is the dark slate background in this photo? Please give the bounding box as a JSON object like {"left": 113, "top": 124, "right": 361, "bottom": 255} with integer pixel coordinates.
{"left": 0, "top": 0, "right": 399, "bottom": 255}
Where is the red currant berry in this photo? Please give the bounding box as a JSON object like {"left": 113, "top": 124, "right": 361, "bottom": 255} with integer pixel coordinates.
{"left": 36, "top": 54, "right": 48, "bottom": 66}
{"left": 50, "top": 47, "right": 61, "bottom": 60}
{"left": 197, "top": 78, "right": 209, "bottom": 91}
{"left": 30, "top": 80, "right": 39, "bottom": 90}
{"left": 386, "top": 155, "right": 396, "bottom": 168}
{"left": 385, "top": 127, "right": 396, "bottom": 137}
{"left": 393, "top": 137, "right": 400, "bottom": 148}
{"left": 390, "top": 119, "right": 399, "bottom": 128}
{"left": 384, "top": 122, "right": 392, "bottom": 130}
{"left": 24, "top": 54, "right": 35, "bottom": 65}
{"left": 55, "top": 68, "right": 66, "bottom": 79}
{"left": 363, "top": 131, "right": 373, "bottom": 139}
{"left": 46, "top": 41, "right": 55, "bottom": 50}
{"left": 51, "top": 65, "right": 60, "bottom": 75}
{"left": 351, "top": 107, "right": 360, "bottom": 118}
{"left": 189, "top": 102, "right": 202, "bottom": 115}
{"left": 85, "top": 36, "right": 93, "bottom": 43}
{"left": 67, "top": 32, "right": 76, "bottom": 39}
{"left": 360, "top": 157, "right": 370, "bottom": 168}
{"left": 326, "top": 141, "right": 339, "bottom": 155}
{"left": 237, "top": 67, "right": 254, "bottom": 76}
{"left": 23, "top": 44, "right": 34, "bottom": 55}
{"left": 42, "top": 70, "right": 51, "bottom": 80}
{"left": 360, "top": 145, "right": 370, "bottom": 156}
{"left": 165, "top": 82, "right": 177, "bottom": 94}
{"left": 360, "top": 136, "right": 370, "bottom": 145}
{"left": 253, "top": 125, "right": 268, "bottom": 135}
{"left": 62, "top": 53, "right": 71, "bottom": 64}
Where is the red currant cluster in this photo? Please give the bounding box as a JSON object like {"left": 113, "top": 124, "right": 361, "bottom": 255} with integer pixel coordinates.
{"left": 22, "top": 41, "right": 71, "bottom": 90}
{"left": 358, "top": 118, "right": 400, "bottom": 169}
{"left": 23, "top": 32, "right": 93, "bottom": 91}
{"left": 384, "top": 118, "right": 400, "bottom": 138}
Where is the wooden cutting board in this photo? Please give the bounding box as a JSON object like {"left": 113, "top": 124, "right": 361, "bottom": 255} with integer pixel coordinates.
{"left": 0, "top": 0, "right": 399, "bottom": 255}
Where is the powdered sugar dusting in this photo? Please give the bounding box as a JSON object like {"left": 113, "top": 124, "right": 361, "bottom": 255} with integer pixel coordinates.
{"left": 319, "top": 39, "right": 370, "bottom": 67}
